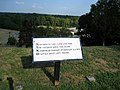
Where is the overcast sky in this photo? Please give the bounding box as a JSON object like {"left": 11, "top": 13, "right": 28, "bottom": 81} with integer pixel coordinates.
{"left": 0, "top": 0, "right": 97, "bottom": 16}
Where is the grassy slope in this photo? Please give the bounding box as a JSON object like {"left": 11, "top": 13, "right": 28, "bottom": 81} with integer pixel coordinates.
{"left": 0, "top": 46, "right": 120, "bottom": 90}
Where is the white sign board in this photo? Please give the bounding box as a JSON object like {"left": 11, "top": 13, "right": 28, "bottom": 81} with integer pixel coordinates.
{"left": 33, "top": 37, "right": 83, "bottom": 62}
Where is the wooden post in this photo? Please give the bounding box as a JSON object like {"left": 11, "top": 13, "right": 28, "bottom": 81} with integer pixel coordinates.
{"left": 54, "top": 61, "right": 60, "bottom": 85}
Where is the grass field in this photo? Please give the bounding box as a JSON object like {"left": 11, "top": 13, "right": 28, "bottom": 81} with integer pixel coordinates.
{"left": 0, "top": 46, "right": 120, "bottom": 90}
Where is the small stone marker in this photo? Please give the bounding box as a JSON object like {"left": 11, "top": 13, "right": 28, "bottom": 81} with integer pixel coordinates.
{"left": 86, "top": 76, "right": 96, "bottom": 82}
{"left": 15, "top": 83, "right": 23, "bottom": 90}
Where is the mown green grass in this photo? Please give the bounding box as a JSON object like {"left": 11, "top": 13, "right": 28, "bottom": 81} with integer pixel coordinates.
{"left": 0, "top": 46, "right": 120, "bottom": 90}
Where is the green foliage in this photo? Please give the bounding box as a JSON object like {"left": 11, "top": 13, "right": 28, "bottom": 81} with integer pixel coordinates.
{"left": 0, "top": 12, "right": 79, "bottom": 30}
{"left": 33, "top": 27, "right": 71, "bottom": 37}
{"left": 78, "top": 0, "right": 120, "bottom": 46}
{"left": 7, "top": 36, "right": 17, "bottom": 45}
{"left": 19, "top": 18, "right": 35, "bottom": 47}
{"left": 33, "top": 27, "right": 47, "bottom": 37}
{"left": 0, "top": 13, "right": 78, "bottom": 47}
{"left": 19, "top": 19, "right": 71, "bottom": 47}
{"left": 0, "top": 13, "right": 20, "bottom": 30}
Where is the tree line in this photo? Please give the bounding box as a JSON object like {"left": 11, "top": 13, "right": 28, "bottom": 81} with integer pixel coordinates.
{"left": 0, "top": 12, "right": 79, "bottom": 47}
{"left": 0, "top": 12, "right": 79, "bottom": 30}
{"left": 78, "top": 0, "right": 120, "bottom": 46}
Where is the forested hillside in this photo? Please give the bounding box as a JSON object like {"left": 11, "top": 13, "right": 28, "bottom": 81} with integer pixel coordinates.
{"left": 0, "top": 12, "right": 79, "bottom": 30}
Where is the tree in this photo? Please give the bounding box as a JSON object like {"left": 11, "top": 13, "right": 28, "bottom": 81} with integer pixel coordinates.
{"left": 78, "top": 13, "right": 94, "bottom": 45}
{"left": 78, "top": 0, "right": 120, "bottom": 46}
{"left": 59, "top": 28, "right": 71, "bottom": 37}
{"left": 33, "top": 27, "right": 47, "bottom": 37}
{"left": 90, "top": 0, "right": 120, "bottom": 46}
{"left": 19, "top": 17, "right": 35, "bottom": 47}
{"left": 7, "top": 36, "right": 17, "bottom": 45}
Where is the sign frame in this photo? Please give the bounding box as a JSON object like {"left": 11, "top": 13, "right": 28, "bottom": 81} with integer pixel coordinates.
{"left": 32, "top": 37, "right": 83, "bottom": 63}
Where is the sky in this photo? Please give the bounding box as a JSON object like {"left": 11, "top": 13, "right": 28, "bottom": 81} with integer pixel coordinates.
{"left": 0, "top": 0, "right": 97, "bottom": 16}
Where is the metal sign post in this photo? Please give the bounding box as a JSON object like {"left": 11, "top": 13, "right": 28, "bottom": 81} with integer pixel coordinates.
{"left": 54, "top": 61, "right": 60, "bottom": 85}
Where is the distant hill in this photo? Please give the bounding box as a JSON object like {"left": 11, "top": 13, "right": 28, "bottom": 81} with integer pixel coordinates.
{"left": 0, "top": 12, "right": 79, "bottom": 30}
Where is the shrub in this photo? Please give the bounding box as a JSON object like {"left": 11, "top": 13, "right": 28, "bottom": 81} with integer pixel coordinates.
{"left": 7, "top": 36, "right": 17, "bottom": 45}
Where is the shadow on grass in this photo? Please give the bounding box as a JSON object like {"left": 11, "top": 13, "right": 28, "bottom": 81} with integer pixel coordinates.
{"left": 7, "top": 77, "right": 14, "bottom": 90}
{"left": 41, "top": 68, "right": 54, "bottom": 84}
{"left": 21, "top": 56, "right": 54, "bottom": 68}
{"left": 21, "top": 56, "right": 54, "bottom": 84}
